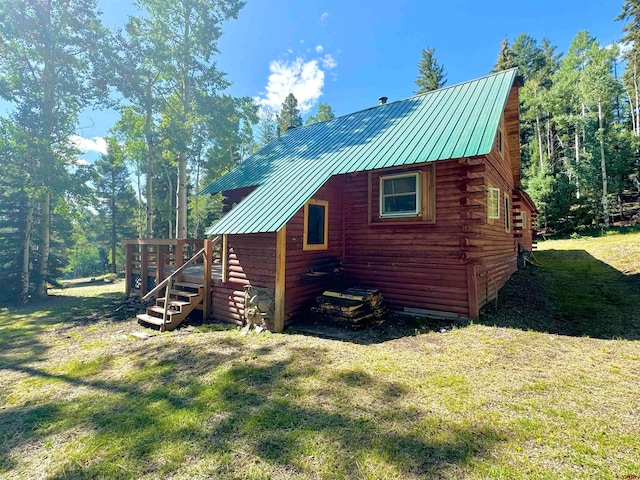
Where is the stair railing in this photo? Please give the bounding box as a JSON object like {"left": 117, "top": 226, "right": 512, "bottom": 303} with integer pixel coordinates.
{"left": 142, "top": 236, "right": 221, "bottom": 329}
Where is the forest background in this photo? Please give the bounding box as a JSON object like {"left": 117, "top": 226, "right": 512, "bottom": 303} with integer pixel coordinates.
{"left": 1, "top": 0, "right": 639, "bottom": 303}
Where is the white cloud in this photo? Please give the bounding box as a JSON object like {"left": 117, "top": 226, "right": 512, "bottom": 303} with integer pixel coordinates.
{"left": 315, "top": 44, "right": 324, "bottom": 54}
{"left": 320, "top": 12, "right": 329, "bottom": 22}
{"left": 321, "top": 54, "right": 337, "bottom": 69}
{"left": 75, "top": 158, "right": 90, "bottom": 167}
{"left": 258, "top": 52, "right": 338, "bottom": 115}
{"left": 69, "top": 135, "right": 107, "bottom": 155}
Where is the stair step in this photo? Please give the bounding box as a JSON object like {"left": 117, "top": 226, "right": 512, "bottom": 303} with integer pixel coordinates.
{"left": 157, "top": 298, "right": 191, "bottom": 308}
{"left": 148, "top": 306, "right": 181, "bottom": 316}
{"left": 169, "top": 290, "right": 200, "bottom": 298}
{"left": 137, "top": 313, "right": 172, "bottom": 326}
{"left": 173, "top": 281, "right": 204, "bottom": 290}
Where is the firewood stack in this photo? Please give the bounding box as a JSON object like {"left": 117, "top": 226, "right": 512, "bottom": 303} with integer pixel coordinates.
{"left": 311, "top": 287, "right": 387, "bottom": 329}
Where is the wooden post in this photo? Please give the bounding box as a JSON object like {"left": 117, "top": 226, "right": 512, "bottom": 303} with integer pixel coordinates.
{"left": 124, "top": 243, "right": 132, "bottom": 296}
{"left": 221, "top": 234, "right": 228, "bottom": 283}
{"left": 140, "top": 244, "right": 148, "bottom": 296}
{"left": 466, "top": 264, "right": 479, "bottom": 319}
{"left": 203, "top": 239, "right": 212, "bottom": 322}
{"left": 175, "top": 240, "right": 185, "bottom": 283}
{"left": 274, "top": 226, "right": 287, "bottom": 333}
{"left": 162, "top": 280, "right": 170, "bottom": 332}
{"left": 156, "top": 244, "right": 168, "bottom": 286}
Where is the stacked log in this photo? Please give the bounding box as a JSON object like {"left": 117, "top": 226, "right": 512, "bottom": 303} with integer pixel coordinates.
{"left": 311, "top": 287, "right": 387, "bottom": 329}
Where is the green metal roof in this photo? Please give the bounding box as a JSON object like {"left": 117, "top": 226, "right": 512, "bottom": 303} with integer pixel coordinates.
{"left": 204, "top": 68, "right": 518, "bottom": 235}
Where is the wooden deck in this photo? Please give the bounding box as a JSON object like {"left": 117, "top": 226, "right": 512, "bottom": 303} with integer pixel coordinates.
{"left": 122, "top": 238, "right": 222, "bottom": 321}
{"left": 122, "top": 238, "right": 220, "bottom": 296}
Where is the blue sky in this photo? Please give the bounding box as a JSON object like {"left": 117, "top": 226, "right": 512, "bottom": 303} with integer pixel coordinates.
{"left": 6, "top": 0, "right": 629, "bottom": 160}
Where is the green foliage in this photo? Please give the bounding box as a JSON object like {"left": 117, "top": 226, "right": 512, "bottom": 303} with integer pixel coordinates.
{"left": 305, "top": 102, "right": 336, "bottom": 125}
{"left": 0, "top": 0, "right": 108, "bottom": 299}
{"left": 491, "top": 38, "right": 514, "bottom": 72}
{"left": 258, "top": 107, "right": 278, "bottom": 147}
{"left": 414, "top": 47, "right": 446, "bottom": 94}
{"left": 93, "top": 139, "right": 138, "bottom": 273}
{"left": 277, "top": 93, "right": 303, "bottom": 133}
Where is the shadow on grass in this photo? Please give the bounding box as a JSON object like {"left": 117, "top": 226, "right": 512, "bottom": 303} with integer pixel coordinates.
{"left": 477, "top": 249, "right": 640, "bottom": 340}
{"left": 1, "top": 341, "right": 502, "bottom": 479}
{"left": 288, "top": 313, "right": 453, "bottom": 346}
{"left": 0, "top": 290, "right": 127, "bottom": 370}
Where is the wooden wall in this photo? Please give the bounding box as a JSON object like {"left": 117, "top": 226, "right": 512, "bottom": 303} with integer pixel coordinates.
{"left": 466, "top": 85, "right": 521, "bottom": 310}
{"left": 211, "top": 232, "right": 276, "bottom": 324}
{"left": 513, "top": 191, "right": 537, "bottom": 252}
{"left": 284, "top": 176, "right": 344, "bottom": 322}
{"left": 342, "top": 161, "right": 471, "bottom": 317}
{"left": 222, "top": 186, "right": 256, "bottom": 215}
{"left": 209, "top": 83, "right": 529, "bottom": 323}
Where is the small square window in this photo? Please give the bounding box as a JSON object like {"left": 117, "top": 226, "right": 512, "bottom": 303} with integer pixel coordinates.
{"left": 488, "top": 188, "right": 500, "bottom": 219}
{"left": 303, "top": 199, "right": 328, "bottom": 250}
{"left": 380, "top": 172, "right": 420, "bottom": 217}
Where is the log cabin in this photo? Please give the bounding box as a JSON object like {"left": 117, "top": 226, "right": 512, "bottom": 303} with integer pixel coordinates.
{"left": 126, "top": 68, "right": 538, "bottom": 332}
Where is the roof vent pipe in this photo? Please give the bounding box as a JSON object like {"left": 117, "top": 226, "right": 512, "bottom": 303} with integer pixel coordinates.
{"left": 378, "top": 96, "right": 388, "bottom": 105}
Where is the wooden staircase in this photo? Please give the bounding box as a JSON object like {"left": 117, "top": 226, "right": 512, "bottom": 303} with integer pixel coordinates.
{"left": 136, "top": 281, "right": 204, "bottom": 331}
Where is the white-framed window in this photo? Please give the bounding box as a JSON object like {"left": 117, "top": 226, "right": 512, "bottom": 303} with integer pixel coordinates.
{"left": 488, "top": 188, "right": 500, "bottom": 219}
{"left": 521, "top": 211, "right": 527, "bottom": 230}
{"left": 303, "top": 199, "right": 328, "bottom": 250}
{"left": 505, "top": 196, "right": 511, "bottom": 232}
{"left": 379, "top": 172, "right": 421, "bottom": 217}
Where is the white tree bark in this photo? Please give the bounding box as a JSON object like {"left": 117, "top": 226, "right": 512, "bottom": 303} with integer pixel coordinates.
{"left": 21, "top": 199, "right": 35, "bottom": 303}
{"left": 598, "top": 101, "right": 610, "bottom": 229}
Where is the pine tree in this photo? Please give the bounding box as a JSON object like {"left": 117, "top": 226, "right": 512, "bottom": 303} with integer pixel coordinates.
{"left": 492, "top": 38, "right": 514, "bottom": 72}
{"left": 305, "top": 102, "right": 336, "bottom": 125}
{"left": 93, "top": 138, "right": 138, "bottom": 273}
{"left": 277, "top": 93, "right": 303, "bottom": 133}
{"left": 414, "top": 47, "right": 446, "bottom": 94}
{"left": 258, "top": 107, "right": 278, "bottom": 146}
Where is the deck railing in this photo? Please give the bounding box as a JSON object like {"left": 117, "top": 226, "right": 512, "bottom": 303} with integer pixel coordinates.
{"left": 122, "top": 237, "right": 222, "bottom": 319}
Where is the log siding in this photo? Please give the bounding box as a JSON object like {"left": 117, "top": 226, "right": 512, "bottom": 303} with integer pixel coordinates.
{"left": 212, "top": 232, "right": 276, "bottom": 324}
{"left": 284, "top": 176, "right": 345, "bottom": 323}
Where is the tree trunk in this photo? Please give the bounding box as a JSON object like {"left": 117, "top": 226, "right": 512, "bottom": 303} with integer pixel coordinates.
{"left": 21, "top": 198, "right": 35, "bottom": 303}
{"left": 163, "top": 163, "right": 174, "bottom": 239}
{"left": 635, "top": 60, "right": 640, "bottom": 136}
{"left": 145, "top": 79, "right": 154, "bottom": 238}
{"left": 194, "top": 157, "right": 200, "bottom": 237}
{"left": 37, "top": 0, "right": 54, "bottom": 298}
{"left": 598, "top": 101, "right": 610, "bottom": 229}
{"left": 546, "top": 116, "right": 553, "bottom": 164}
{"left": 111, "top": 171, "right": 117, "bottom": 274}
{"left": 536, "top": 114, "right": 544, "bottom": 170}
{"left": 176, "top": 6, "right": 191, "bottom": 240}
{"left": 36, "top": 191, "right": 50, "bottom": 297}
{"left": 575, "top": 126, "right": 580, "bottom": 200}
{"left": 627, "top": 90, "right": 637, "bottom": 136}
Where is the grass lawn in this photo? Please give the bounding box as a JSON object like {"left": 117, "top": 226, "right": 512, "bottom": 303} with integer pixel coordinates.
{"left": 1, "top": 232, "right": 639, "bottom": 479}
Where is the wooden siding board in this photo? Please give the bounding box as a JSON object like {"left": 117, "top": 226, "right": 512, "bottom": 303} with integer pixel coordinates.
{"left": 212, "top": 232, "right": 276, "bottom": 323}
{"left": 343, "top": 159, "right": 473, "bottom": 316}
{"left": 284, "top": 176, "right": 345, "bottom": 320}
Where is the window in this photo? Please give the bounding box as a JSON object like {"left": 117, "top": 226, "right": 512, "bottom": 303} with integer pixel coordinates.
{"left": 488, "top": 188, "right": 500, "bottom": 219}
{"left": 380, "top": 172, "right": 421, "bottom": 217}
{"left": 505, "top": 196, "right": 511, "bottom": 232}
{"left": 303, "top": 199, "right": 328, "bottom": 250}
{"left": 497, "top": 116, "right": 505, "bottom": 155}
{"left": 521, "top": 211, "right": 527, "bottom": 230}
